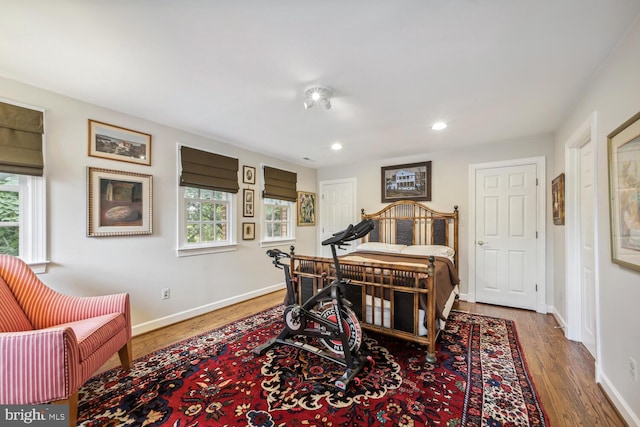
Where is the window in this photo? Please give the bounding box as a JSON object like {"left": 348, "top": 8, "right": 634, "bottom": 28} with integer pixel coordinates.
{"left": 177, "top": 145, "right": 239, "bottom": 257}
{"left": 0, "top": 173, "right": 47, "bottom": 271}
{"left": 178, "top": 186, "right": 235, "bottom": 256}
{"left": 263, "top": 197, "right": 294, "bottom": 240}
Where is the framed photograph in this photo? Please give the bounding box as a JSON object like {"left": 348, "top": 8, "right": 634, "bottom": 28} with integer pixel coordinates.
{"left": 243, "top": 165, "right": 256, "bottom": 184}
{"left": 87, "top": 167, "right": 153, "bottom": 237}
{"left": 242, "top": 222, "right": 255, "bottom": 240}
{"left": 88, "top": 119, "right": 152, "bottom": 166}
{"left": 552, "top": 173, "right": 565, "bottom": 225}
{"left": 297, "top": 191, "right": 316, "bottom": 226}
{"left": 243, "top": 188, "right": 254, "bottom": 217}
{"left": 607, "top": 111, "right": 640, "bottom": 271}
{"left": 381, "top": 161, "right": 432, "bottom": 203}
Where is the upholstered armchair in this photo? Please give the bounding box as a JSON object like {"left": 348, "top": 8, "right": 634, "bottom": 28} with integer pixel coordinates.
{"left": 0, "top": 255, "right": 132, "bottom": 426}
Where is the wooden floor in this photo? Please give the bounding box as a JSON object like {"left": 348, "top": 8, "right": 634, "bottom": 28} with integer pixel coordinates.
{"left": 100, "top": 291, "right": 626, "bottom": 426}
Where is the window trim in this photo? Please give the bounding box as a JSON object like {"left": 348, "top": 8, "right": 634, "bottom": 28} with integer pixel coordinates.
{"left": 259, "top": 196, "right": 296, "bottom": 247}
{"left": 0, "top": 174, "right": 48, "bottom": 273}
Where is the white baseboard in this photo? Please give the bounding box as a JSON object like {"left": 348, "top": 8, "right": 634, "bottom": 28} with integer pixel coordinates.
{"left": 598, "top": 370, "right": 640, "bottom": 427}
{"left": 550, "top": 306, "right": 568, "bottom": 337}
{"left": 132, "top": 283, "right": 285, "bottom": 337}
{"left": 457, "top": 292, "right": 468, "bottom": 301}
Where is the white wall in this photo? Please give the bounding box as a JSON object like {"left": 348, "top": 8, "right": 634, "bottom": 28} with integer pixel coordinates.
{"left": 317, "top": 134, "right": 555, "bottom": 301}
{"left": 0, "top": 76, "right": 317, "bottom": 335}
{"left": 554, "top": 17, "right": 640, "bottom": 426}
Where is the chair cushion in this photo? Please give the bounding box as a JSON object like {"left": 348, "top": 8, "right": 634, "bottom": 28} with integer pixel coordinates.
{"left": 49, "top": 313, "right": 126, "bottom": 361}
{"left": 0, "top": 275, "right": 34, "bottom": 332}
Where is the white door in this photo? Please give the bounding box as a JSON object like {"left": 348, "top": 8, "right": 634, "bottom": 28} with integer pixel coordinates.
{"left": 318, "top": 179, "right": 357, "bottom": 257}
{"left": 579, "top": 140, "right": 597, "bottom": 357}
{"left": 475, "top": 164, "right": 538, "bottom": 310}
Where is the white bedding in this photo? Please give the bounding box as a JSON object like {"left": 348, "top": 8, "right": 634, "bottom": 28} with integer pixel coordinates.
{"left": 364, "top": 285, "right": 459, "bottom": 335}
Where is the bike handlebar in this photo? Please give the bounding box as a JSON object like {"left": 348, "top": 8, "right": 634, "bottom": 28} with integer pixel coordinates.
{"left": 321, "top": 219, "right": 375, "bottom": 246}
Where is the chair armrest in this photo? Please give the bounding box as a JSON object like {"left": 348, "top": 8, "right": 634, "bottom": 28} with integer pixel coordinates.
{"left": 0, "top": 328, "right": 80, "bottom": 404}
{"left": 37, "top": 293, "right": 131, "bottom": 335}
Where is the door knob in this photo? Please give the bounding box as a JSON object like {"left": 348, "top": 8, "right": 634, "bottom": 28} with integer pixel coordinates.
{"left": 477, "top": 240, "right": 486, "bottom": 246}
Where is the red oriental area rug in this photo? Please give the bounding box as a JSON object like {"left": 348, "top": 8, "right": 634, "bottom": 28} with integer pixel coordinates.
{"left": 77, "top": 307, "right": 548, "bottom": 426}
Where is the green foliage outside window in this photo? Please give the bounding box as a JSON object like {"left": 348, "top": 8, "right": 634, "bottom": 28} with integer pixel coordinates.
{"left": 0, "top": 174, "right": 20, "bottom": 255}
{"left": 185, "top": 187, "right": 229, "bottom": 244}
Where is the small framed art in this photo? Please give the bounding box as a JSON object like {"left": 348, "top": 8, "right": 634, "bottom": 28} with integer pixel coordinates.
{"left": 88, "top": 119, "right": 152, "bottom": 166}
{"left": 243, "top": 188, "right": 254, "bottom": 217}
{"left": 243, "top": 165, "right": 256, "bottom": 184}
{"left": 242, "top": 222, "right": 255, "bottom": 240}
{"left": 297, "top": 191, "right": 316, "bottom": 226}
{"left": 552, "top": 173, "right": 565, "bottom": 225}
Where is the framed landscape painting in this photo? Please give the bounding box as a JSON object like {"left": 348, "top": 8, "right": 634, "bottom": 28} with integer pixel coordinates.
{"left": 88, "top": 119, "right": 152, "bottom": 166}
{"left": 607, "top": 111, "right": 640, "bottom": 271}
{"left": 381, "top": 161, "right": 432, "bottom": 203}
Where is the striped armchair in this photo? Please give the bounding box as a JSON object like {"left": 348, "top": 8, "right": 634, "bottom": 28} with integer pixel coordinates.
{"left": 0, "top": 255, "right": 132, "bottom": 427}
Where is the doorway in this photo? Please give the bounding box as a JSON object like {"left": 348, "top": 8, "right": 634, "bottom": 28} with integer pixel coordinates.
{"left": 469, "top": 157, "right": 547, "bottom": 313}
{"left": 318, "top": 178, "right": 357, "bottom": 257}
{"left": 565, "top": 112, "right": 599, "bottom": 361}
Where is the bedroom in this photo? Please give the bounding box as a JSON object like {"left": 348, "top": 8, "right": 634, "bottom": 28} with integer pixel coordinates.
{"left": 1, "top": 1, "right": 640, "bottom": 426}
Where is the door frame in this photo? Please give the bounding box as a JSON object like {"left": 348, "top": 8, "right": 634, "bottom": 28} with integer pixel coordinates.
{"left": 317, "top": 178, "right": 357, "bottom": 256}
{"left": 564, "top": 112, "right": 600, "bottom": 366}
{"left": 468, "top": 156, "right": 547, "bottom": 313}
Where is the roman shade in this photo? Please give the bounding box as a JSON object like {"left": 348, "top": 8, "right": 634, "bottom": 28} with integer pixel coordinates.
{"left": 263, "top": 166, "right": 297, "bottom": 202}
{"left": 179, "top": 146, "right": 239, "bottom": 193}
{"left": 0, "top": 102, "right": 44, "bottom": 176}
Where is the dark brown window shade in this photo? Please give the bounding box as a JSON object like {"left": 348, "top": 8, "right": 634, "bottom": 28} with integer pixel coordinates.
{"left": 0, "top": 102, "right": 44, "bottom": 176}
{"left": 263, "top": 166, "right": 297, "bottom": 202}
{"left": 179, "top": 146, "right": 239, "bottom": 193}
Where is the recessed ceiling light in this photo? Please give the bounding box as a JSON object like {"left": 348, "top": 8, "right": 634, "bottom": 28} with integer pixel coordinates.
{"left": 432, "top": 122, "right": 447, "bottom": 130}
{"left": 331, "top": 142, "right": 343, "bottom": 151}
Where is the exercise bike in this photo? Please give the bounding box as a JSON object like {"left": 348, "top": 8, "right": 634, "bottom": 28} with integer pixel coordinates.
{"left": 254, "top": 218, "right": 375, "bottom": 390}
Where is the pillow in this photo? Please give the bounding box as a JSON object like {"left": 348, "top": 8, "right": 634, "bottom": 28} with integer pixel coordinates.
{"left": 400, "top": 245, "right": 455, "bottom": 261}
{"left": 355, "top": 242, "right": 407, "bottom": 254}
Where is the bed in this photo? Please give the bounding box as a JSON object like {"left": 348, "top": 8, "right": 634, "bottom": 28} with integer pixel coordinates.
{"left": 290, "top": 200, "right": 460, "bottom": 363}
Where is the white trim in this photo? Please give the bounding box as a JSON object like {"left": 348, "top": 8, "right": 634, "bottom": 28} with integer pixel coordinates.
{"left": 598, "top": 370, "right": 640, "bottom": 427}
{"left": 564, "top": 112, "right": 600, "bottom": 369}
{"left": 468, "top": 156, "right": 546, "bottom": 313}
{"left": 177, "top": 244, "right": 237, "bottom": 257}
{"left": 259, "top": 238, "right": 296, "bottom": 248}
{"left": 132, "top": 283, "right": 285, "bottom": 336}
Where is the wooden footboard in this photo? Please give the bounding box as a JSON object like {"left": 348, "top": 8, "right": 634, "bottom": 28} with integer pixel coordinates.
{"left": 290, "top": 252, "right": 439, "bottom": 363}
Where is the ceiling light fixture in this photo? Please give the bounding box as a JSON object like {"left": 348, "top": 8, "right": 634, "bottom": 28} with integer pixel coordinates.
{"left": 331, "top": 142, "right": 342, "bottom": 151}
{"left": 303, "top": 86, "right": 332, "bottom": 110}
{"left": 432, "top": 121, "right": 447, "bottom": 130}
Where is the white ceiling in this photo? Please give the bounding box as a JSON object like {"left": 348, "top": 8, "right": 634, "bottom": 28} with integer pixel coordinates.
{"left": 2, "top": 1, "right": 640, "bottom": 168}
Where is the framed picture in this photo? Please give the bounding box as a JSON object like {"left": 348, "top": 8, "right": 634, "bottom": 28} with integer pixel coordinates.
{"left": 243, "top": 165, "right": 256, "bottom": 184}
{"left": 88, "top": 119, "right": 152, "bottom": 166}
{"left": 243, "top": 188, "right": 254, "bottom": 217}
{"left": 87, "top": 167, "right": 153, "bottom": 237}
{"left": 242, "top": 222, "right": 255, "bottom": 240}
{"left": 607, "top": 111, "right": 640, "bottom": 272}
{"left": 552, "top": 173, "right": 565, "bottom": 225}
{"left": 297, "top": 191, "right": 316, "bottom": 226}
{"left": 381, "top": 161, "right": 432, "bottom": 203}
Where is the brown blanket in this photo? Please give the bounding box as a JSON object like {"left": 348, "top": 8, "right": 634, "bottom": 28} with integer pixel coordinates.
{"left": 340, "top": 251, "right": 460, "bottom": 323}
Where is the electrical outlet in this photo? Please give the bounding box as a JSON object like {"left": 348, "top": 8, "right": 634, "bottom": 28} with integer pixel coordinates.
{"left": 630, "top": 357, "right": 638, "bottom": 382}
{"left": 161, "top": 288, "right": 170, "bottom": 300}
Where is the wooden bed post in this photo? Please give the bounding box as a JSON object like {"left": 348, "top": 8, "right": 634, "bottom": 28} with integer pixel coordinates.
{"left": 425, "top": 255, "right": 438, "bottom": 364}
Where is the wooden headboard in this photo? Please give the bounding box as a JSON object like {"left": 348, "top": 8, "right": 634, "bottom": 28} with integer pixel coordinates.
{"left": 361, "top": 200, "right": 459, "bottom": 267}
